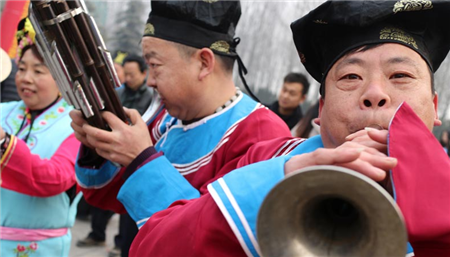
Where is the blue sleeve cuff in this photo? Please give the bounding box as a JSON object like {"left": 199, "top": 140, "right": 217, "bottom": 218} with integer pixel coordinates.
{"left": 208, "top": 156, "right": 288, "bottom": 257}
{"left": 76, "top": 158, "right": 121, "bottom": 188}
{"left": 117, "top": 156, "right": 200, "bottom": 226}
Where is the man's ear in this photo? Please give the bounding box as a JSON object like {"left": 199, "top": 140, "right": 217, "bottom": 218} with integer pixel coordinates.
{"left": 299, "top": 94, "right": 307, "bottom": 104}
{"left": 313, "top": 117, "right": 320, "bottom": 126}
{"left": 433, "top": 92, "right": 442, "bottom": 126}
{"left": 317, "top": 97, "right": 324, "bottom": 126}
{"left": 197, "top": 48, "right": 215, "bottom": 81}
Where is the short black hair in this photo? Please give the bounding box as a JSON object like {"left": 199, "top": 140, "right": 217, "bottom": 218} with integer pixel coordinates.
{"left": 283, "top": 72, "right": 310, "bottom": 96}
{"left": 215, "top": 55, "right": 235, "bottom": 74}
{"left": 122, "top": 54, "right": 148, "bottom": 73}
{"left": 19, "top": 44, "right": 43, "bottom": 63}
{"left": 172, "top": 42, "right": 235, "bottom": 74}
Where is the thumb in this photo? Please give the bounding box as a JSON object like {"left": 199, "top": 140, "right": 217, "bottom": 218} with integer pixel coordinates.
{"left": 123, "top": 107, "right": 143, "bottom": 126}
{"left": 102, "top": 111, "right": 126, "bottom": 131}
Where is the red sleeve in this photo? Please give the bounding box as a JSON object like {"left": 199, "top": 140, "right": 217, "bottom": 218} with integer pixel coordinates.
{"left": 130, "top": 194, "right": 246, "bottom": 257}
{"left": 236, "top": 136, "right": 302, "bottom": 167}
{"left": 390, "top": 103, "right": 450, "bottom": 257}
{"left": 192, "top": 107, "right": 292, "bottom": 194}
{"left": 1, "top": 134, "right": 79, "bottom": 197}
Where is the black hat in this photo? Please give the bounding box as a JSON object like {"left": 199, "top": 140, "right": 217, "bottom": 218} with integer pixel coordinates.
{"left": 143, "top": 0, "right": 241, "bottom": 57}
{"left": 291, "top": 0, "right": 450, "bottom": 95}
{"left": 143, "top": 0, "right": 261, "bottom": 102}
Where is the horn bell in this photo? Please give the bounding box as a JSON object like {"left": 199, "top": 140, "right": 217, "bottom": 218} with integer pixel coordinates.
{"left": 257, "top": 165, "right": 407, "bottom": 257}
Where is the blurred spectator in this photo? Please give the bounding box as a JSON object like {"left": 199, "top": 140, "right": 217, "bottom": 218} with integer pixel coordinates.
{"left": 268, "top": 72, "right": 310, "bottom": 129}
{"left": 76, "top": 203, "right": 115, "bottom": 248}
{"left": 116, "top": 54, "right": 152, "bottom": 115}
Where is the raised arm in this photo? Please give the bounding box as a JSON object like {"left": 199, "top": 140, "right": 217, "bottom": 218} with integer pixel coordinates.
{"left": 1, "top": 134, "right": 79, "bottom": 197}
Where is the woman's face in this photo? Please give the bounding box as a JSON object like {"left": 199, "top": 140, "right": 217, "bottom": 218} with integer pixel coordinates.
{"left": 15, "top": 48, "right": 59, "bottom": 110}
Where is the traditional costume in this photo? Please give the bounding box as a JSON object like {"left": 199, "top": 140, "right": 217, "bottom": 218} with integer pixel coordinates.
{"left": 209, "top": 103, "right": 450, "bottom": 257}
{"left": 0, "top": 99, "right": 80, "bottom": 257}
{"left": 127, "top": 1, "right": 450, "bottom": 256}
{"left": 77, "top": 92, "right": 290, "bottom": 224}
{"left": 126, "top": 103, "right": 450, "bottom": 257}
{"left": 76, "top": 0, "right": 290, "bottom": 230}
{"left": 212, "top": 0, "right": 450, "bottom": 255}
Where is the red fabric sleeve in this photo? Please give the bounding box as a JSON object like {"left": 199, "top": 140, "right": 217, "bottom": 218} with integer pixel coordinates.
{"left": 1, "top": 134, "right": 79, "bottom": 197}
{"left": 186, "top": 108, "right": 292, "bottom": 194}
{"left": 236, "top": 136, "right": 301, "bottom": 167}
{"left": 130, "top": 194, "right": 246, "bottom": 257}
{"left": 390, "top": 103, "right": 450, "bottom": 257}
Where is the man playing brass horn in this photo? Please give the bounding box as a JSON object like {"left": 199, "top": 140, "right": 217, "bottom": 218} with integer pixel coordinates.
{"left": 208, "top": 1, "right": 450, "bottom": 257}
{"left": 70, "top": 1, "right": 448, "bottom": 256}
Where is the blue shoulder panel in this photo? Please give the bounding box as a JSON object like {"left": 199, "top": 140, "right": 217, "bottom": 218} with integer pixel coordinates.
{"left": 117, "top": 156, "right": 200, "bottom": 227}
{"left": 208, "top": 136, "right": 324, "bottom": 257}
{"left": 155, "top": 94, "right": 259, "bottom": 165}
{"left": 208, "top": 156, "right": 287, "bottom": 257}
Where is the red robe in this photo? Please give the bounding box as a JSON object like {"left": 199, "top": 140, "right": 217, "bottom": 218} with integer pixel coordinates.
{"left": 79, "top": 106, "right": 291, "bottom": 214}
{"left": 129, "top": 103, "right": 450, "bottom": 257}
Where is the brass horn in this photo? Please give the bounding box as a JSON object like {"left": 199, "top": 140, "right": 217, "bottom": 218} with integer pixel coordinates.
{"left": 257, "top": 165, "right": 407, "bottom": 257}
